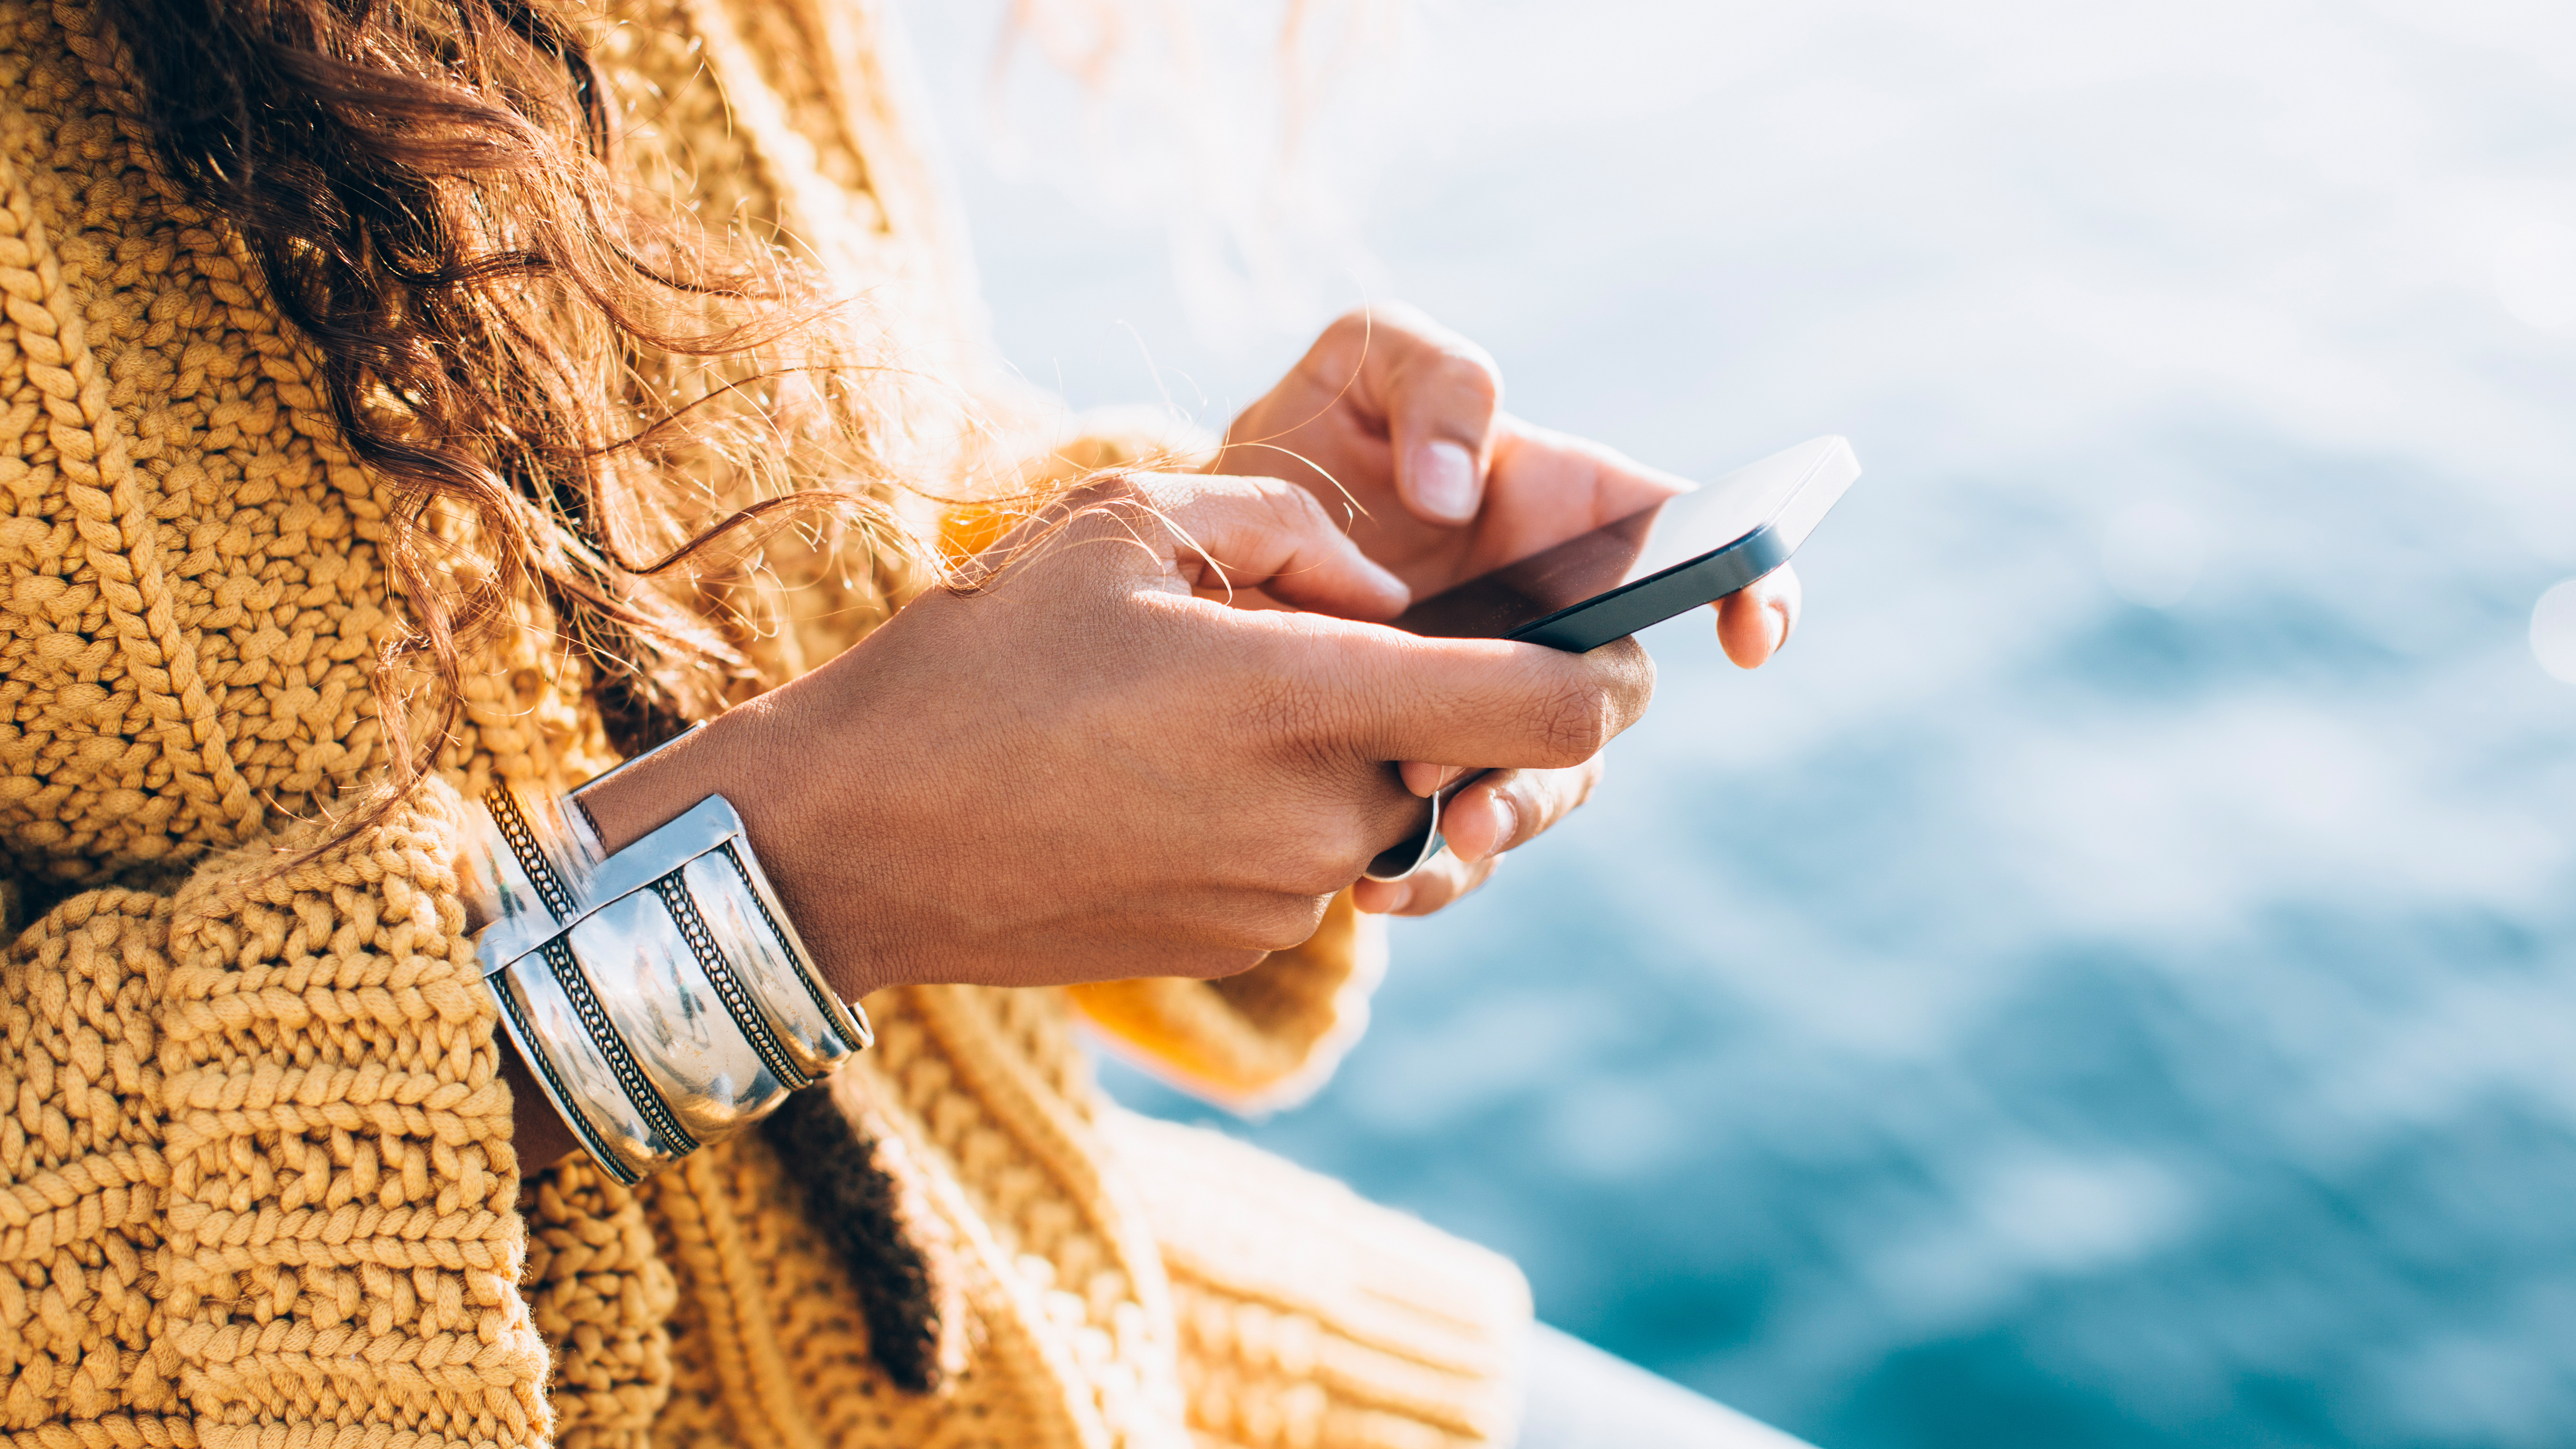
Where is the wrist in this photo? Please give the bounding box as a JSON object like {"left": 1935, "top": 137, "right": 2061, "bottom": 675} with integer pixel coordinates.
{"left": 573, "top": 696, "right": 893, "bottom": 1005}
{"left": 464, "top": 712, "right": 876, "bottom": 1187}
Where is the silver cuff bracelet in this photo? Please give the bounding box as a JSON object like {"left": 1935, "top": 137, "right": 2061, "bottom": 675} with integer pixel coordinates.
{"left": 462, "top": 738, "right": 871, "bottom": 1185}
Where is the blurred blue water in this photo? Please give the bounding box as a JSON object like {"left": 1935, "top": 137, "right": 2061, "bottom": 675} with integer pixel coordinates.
{"left": 896, "top": 2, "right": 2576, "bottom": 1444}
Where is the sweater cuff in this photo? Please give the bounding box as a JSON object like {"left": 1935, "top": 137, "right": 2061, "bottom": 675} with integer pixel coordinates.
{"left": 1067, "top": 890, "right": 1385, "bottom": 1112}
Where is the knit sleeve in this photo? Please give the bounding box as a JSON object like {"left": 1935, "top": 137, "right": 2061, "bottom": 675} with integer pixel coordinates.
{"left": 1066, "top": 890, "right": 1386, "bottom": 1111}
{"left": 0, "top": 780, "right": 555, "bottom": 1449}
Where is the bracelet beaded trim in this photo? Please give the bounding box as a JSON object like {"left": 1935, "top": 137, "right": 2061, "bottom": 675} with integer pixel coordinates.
{"left": 459, "top": 782, "right": 601, "bottom": 947}
{"left": 485, "top": 786, "right": 579, "bottom": 922}
{"left": 487, "top": 940, "right": 628, "bottom": 1174}
{"left": 653, "top": 870, "right": 812, "bottom": 1091}
{"left": 462, "top": 746, "right": 869, "bottom": 1185}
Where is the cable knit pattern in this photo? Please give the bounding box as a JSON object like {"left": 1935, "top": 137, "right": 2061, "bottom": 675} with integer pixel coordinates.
{"left": 2, "top": 886, "right": 183, "bottom": 1440}
{"left": 0, "top": 0, "right": 598, "bottom": 893}
{"left": 1103, "top": 1116, "right": 1529, "bottom": 1449}
{"left": 0, "top": 1, "right": 1535, "bottom": 1447}
{"left": 155, "top": 786, "right": 537, "bottom": 1449}
{"left": 522, "top": 1158, "right": 676, "bottom": 1449}
{"left": 1071, "top": 893, "right": 1385, "bottom": 1114}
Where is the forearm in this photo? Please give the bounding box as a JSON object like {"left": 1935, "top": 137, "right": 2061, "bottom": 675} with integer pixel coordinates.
{"left": 459, "top": 683, "right": 894, "bottom": 1178}
{"left": 570, "top": 691, "right": 897, "bottom": 1007}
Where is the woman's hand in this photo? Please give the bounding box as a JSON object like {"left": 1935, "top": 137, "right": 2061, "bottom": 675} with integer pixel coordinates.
{"left": 1211, "top": 303, "right": 1802, "bottom": 655}
{"left": 1215, "top": 304, "right": 1802, "bottom": 915}
{"left": 577, "top": 472, "right": 1655, "bottom": 997}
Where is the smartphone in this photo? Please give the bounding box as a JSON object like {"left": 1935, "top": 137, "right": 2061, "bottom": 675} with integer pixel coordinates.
{"left": 1390, "top": 434, "right": 1860, "bottom": 649}
{"left": 1365, "top": 434, "right": 1861, "bottom": 880}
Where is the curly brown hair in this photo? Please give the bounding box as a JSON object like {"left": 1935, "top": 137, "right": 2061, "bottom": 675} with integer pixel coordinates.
{"left": 85, "top": 0, "right": 969, "bottom": 1377}
{"left": 97, "top": 0, "right": 931, "bottom": 834}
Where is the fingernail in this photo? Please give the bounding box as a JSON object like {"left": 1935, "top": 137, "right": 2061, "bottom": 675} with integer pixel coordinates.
{"left": 1410, "top": 440, "right": 1479, "bottom": 523}
{"left": 1482, "top": 796, "right": 1518, "bottom": 860}
{"left": 1765, "top": 601, "right": 1791, "bottom": 657}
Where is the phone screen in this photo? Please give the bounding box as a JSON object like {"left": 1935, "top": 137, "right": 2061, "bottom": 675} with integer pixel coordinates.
{"left": 1388, "top": 504, "right": 1665, "bottom": 642}
{"left": 1362, "top": 435, "right": 1858, "bottom": 881}
{"left": 1389, "top": 435, "right": 1857, "bottom": 651}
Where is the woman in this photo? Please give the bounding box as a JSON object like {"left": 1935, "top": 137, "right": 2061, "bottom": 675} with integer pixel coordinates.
{"left": 0, "top": 0, "right": 1803, "bottom": 1444}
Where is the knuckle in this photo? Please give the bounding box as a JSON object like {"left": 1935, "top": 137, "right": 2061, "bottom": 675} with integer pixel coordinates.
{"left": 1052, "top": 473, "right": 1164, "bottom": 540}
{"left": 1309, "top": 311, "right": 1376, "bottom": 373}
{"left": 1525, "top": 765, "right": 1594, "bottom": 835}
{"left": 1365, "top": 299, "right": 1438, "bottom": 337}
{"left": 1124, "top": 470, "right": 1205, "bottom": 515}
{"left": 1441, "top": 343, "right": 1504, "bottom": 404}
{"left": 1369, "top": 302, "right": 1496, "bottom": 394}
{"left": 1288, "top": 856, "right": 1357, "bottom": 900}
{"left": 1596, "top": 640, "right": 1657, "bottom": 721}
{"left": 1532, "top": 678, "right": 1614, "bottom": 764}
{"left": 1059, "top": 471, "right": 1144, "bottom": 511}
{"left": 1237, "top": 651, "right": 1334, "bottom": 750}
{"left": 1275, "top": 809, "right": 1379, "bottom": 899}
{"left": 1261, "top": 476, "right": 1332, "bottom": 530}
{"left": 1239, "top": 895, "right": 1332, "bottom": 955}
{"left": 1240, "top": 673, "right": 1304, "bottom": 747}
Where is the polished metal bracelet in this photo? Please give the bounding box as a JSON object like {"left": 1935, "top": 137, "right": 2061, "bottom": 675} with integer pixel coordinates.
{"left": 461, "top": 741, "right": 872, "bottom": 1185}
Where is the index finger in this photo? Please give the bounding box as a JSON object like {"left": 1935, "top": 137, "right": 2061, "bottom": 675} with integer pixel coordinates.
{"left": 1292, "top": 619, "right": 1657, "bottom": 771}
{"left": 1368, "top": 311, "right": 1504, "bottom": 526}
{"left": 1479, "top": 419, "right": 1694, "bottom": 552}
{"left": 1418, "top": 418, "right": 1708, "bottom": 585}
{"left": 1289, "top": 305, "right": 1506, "bottom": 526}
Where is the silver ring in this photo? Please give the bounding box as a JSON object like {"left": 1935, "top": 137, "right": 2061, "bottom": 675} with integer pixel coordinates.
{"left": 1362, "top": 789, "right": 1448, "bottom": 882}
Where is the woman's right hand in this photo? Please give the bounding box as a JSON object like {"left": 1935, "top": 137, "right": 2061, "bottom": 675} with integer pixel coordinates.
{"left": 577, "top": 472, "right": 1654, "bottom": 996}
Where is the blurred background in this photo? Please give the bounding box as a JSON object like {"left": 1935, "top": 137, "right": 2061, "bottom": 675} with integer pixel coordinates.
{"left": 893, "top": 2, "right": 2576, "bottom": 1445}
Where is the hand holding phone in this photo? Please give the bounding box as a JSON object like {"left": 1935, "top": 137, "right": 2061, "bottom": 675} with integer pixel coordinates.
{"left": 1365, "top": 435, "right": 1860, "bottom": 880}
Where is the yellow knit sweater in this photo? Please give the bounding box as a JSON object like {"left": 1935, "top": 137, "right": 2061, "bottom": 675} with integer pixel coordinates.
{"left": 0, "top": 1, "right": 1532, "bottom": 1447}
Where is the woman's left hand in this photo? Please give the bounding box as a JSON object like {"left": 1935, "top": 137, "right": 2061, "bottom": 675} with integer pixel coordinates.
{"left": 1215, "top": 303, "right": 1803, "bottom": 916}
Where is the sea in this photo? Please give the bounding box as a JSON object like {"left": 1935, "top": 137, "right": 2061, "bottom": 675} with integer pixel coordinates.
{"left": 892, "top": 2, "right": 2576, "bottom": 1444}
